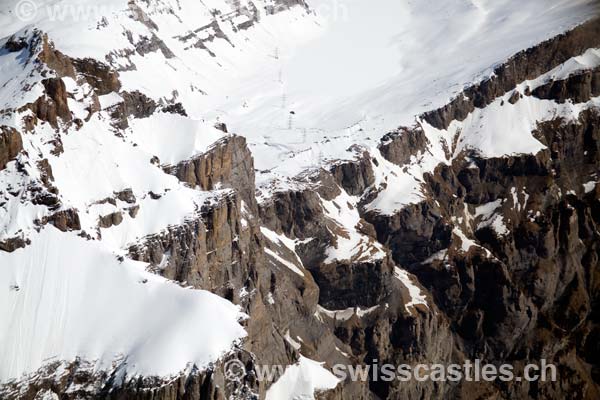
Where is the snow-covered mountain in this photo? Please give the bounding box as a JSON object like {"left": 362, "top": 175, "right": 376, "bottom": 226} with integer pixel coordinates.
{"left": 1, "top": 0, "right": 599, "bottom": 399}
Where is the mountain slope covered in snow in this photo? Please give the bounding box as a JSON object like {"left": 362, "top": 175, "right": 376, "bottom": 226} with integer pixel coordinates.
{"left": 1, "top": 0, "right": 600, "bottom": 399}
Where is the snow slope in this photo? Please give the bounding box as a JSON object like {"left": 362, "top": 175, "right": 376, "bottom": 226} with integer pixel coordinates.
{"left": 0, "top": 0, "right": 599, "bottom": 394}
{"left": 0, "top": 227, "right": 246, "bottom": 382}
{"left": 198, "top": 0, "right": 599, "bottom": 189}
{"left": 265, "top": 356, "right": 340, "bottom": 400}
{"left": 1, "top": 0, "right": 596, "bottom": 192}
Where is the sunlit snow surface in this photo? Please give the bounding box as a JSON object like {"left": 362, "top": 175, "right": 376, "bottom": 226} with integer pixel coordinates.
{"left": 1, "top": 0, "right": 597, "bottom": 191}
{"left": 0, "top": 227, "right": 246, "bottom": 382}
{"left": 0, "top": 0, "right": 599, "bottom": 392}
{"left": 265, "top": 356, "right": 340, "bottom": 400}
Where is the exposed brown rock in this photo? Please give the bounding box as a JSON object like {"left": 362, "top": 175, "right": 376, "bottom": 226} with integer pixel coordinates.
{"left": 4, "top": 35, "right": 28, "bottom": 52}
{"left": 162, "top": 102, "right": 188, "bottom": 116}
{"left": 4, "top": 13, "right": 600, "bottom": 400}
{"left": 47, "top": 209, "right": 81, "bottom": 232}
{"left": 98, "top": 212, "right": 124, "bottom": 229}
{"left": 532, "top": 66, "right": 600, "bottom": 103}
{"left": 0, "top": 352, "right": 255, "bottom": 400}
{"left": 422, "top": 17, "right": 600, "bottom": 129}
{"left": 313, "top": 257, "right": 394, "bottom": 309}
{"left": 36, "top": 34, "right": 76, "bottom": 79}
{"left": 22, "top": 78, "right": 72, "bottom": 128}
{"left": 377, "top": 106, "right": 600, "bottom": 399}
{"left": 133, "top": 32, "right": 176, "bottom": 59}
{"left": 175, "top": 21, "right": 230, "bottom": 57}
{"left": 127, "top": 205, "right": 140, "bottom": 218}
{"left": 0, "top": 126, "right": 23, "bottom": 170}
{"left": 166, "top": 135, "right": 257, "bottom": 210}
{"left": 72, "top": 58, "right": 121, "bottom": 96}
{"left": 214, "top": 122, "right": 228, "bottom": 132}
{"left": 42, "top": 78, "right": 71, "bottom": 120}
{"left": 115, "top": 188, "right": 136, "bottom": 204}
{"left": 0, "top": 236, "right": 29, "bottom": 253}
{"left": 378, "top": 125, "right": 429, "bottom": 167}
{"left": 129, "top": 193, "right": 249, "bottom": 294}
{"left": 259, "top": 187, "right": 327, "bottom": 240}
{"left": 508, "top": 90, "right": 521, "bottom": 104}
{"left": 36, "top": 159, "right": 55, "bottom": 186}
{"left": 108, "top": 90, "right": 157, "bottom": 129}
{"left": 364, "top": 201, "right": 452, "bottom": 267}
{"left": 330, "top": 148, "right": 375, "bottom": 196}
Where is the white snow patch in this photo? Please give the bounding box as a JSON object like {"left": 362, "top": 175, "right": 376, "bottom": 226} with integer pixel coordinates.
{"left": 0, "top": 228, "right": 246, "bottom": 383}
{"left": 261, "top": 227, "right": 306, "bottom": 276}
{"left": 453, "top": 228, "right": 476, "bottom": 252}
{"left": 452, "top": 228, "right": 492, "bottom": 257}
{"left": 321, "top": 191, "right": 386, "bottom": 262}
{"left": 473, "top": 200, "right": 510, "bottom": 236}
{"left": 266, "top": 292, "right": 275, "bottom": 305}
{"left": 1, "top": 0, "right": 594, "bottom": 196}
{"left": 367, "top": 127, "right": 450, "bottom": 214}
{"left": 264, "top": 247, "right": 304, "bottom": 277}
{"left": 98, "top": 93, "right": 124, "bottom": 110}
{"left": 128, "top": 114, "right": 225, "bottom": 166}
{"left": 284, "top": 331, "right": 302, "bottom": 351}
{"left": 261, "top": 227, "right": 301, "bottom": 259}
{"left": 393, "top": 267, "right": 428, "bottom": 312}
{"left": 526, "top": 48, "right": 600, "bottom": 91}
{"left": 422, "top": 249, "right": 448, "bottom": 264}
{"left": 584, "top": 181, "right": 597, "bottom": 193}
{"left": 317, "top": 305, "right": 380, "bottom": 322}
{"left": 265, "top": 356, "right": 340, "bottom": 400}
{"left": 475, "top": 199, "right": 503, "bottom": 219}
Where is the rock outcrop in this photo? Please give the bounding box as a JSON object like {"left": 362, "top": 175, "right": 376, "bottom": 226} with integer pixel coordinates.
{"left": 71, "top": 58, "right": 120, "bottom": 95}
{"left": 422, "top": 17, "right": 600, "bottom": 129}
{"left": 378, "top": 126, "right": 430, "bottom": 167}
{"left": 20, "top": 77, "right": 72, "bottom": 128}
{"left": 532, "top": 66, "right": 600, "bottom": 103}
{"left": 330, "top": 148, "right": 375, "bottom": 196}
{"left": 108, "top": 90, "right": 157, "bottom": 129}
{"left": 166, "top": 135, "right": 258, "bottom": 209}
{"left": 2, "top": 8, "right": 600, "bottom": 400}
{"left": 0, "top": 126, "right": 22, "bottom": 170}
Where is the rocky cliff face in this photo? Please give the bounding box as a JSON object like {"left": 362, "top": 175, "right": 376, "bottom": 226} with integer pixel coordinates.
{"left": 165, "top": 135, "right": 258, "bottom": 210}
{"left": 1, "top": 3, "right": 600, "bottom": 400}
{"left": 0, "top": 126, "right": 22, "bottom": 170}
{"left": 397, "top": 110, "right": 600, "bottom": 399}
{"left": 422, "top": 18, "right": 600, "bottom": 130}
